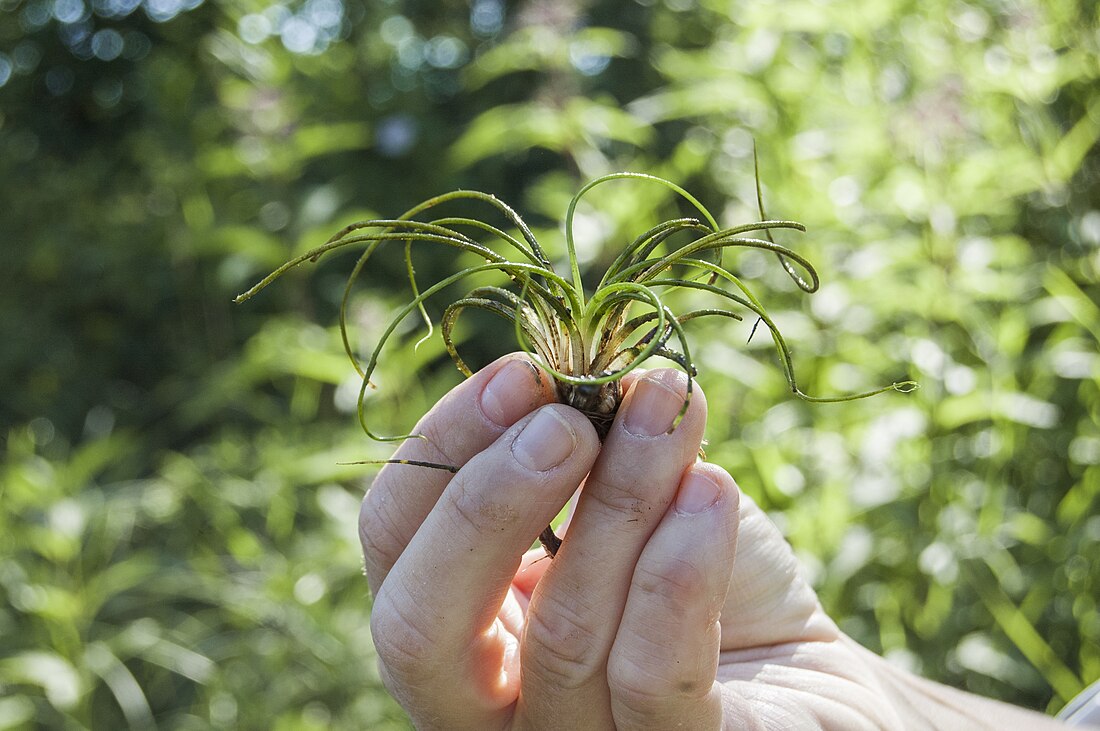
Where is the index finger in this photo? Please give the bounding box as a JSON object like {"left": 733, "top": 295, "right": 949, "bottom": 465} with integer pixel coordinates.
{"left": 359, "top": 353, "right": 555, "bottom": 593}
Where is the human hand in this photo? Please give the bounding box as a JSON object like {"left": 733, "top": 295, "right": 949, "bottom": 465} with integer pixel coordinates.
{"left": 359, "top": 353, "right": 1069, "bottom": 730}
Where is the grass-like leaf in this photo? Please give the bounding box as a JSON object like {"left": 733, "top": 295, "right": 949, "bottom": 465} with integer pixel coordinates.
{"left": 236, "top": 165, "right": 917, "bottom": 556}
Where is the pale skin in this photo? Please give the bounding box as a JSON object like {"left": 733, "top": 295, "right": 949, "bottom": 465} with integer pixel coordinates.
{"left": 360, "top": 353, "right": 1072, "bottom": 730}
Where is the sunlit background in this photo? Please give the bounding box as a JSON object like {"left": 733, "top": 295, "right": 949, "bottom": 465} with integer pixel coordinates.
{"left": 1, "top": 0, "right": 1098, "bottom": 727}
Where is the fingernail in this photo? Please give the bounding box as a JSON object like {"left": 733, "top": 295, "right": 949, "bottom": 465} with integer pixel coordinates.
{"left": 675, "top": 470, "right": 722, "bottom": 514}
{"left": 481, "top": 360, "right": 538, "bottom": 427}
{"left": 513, "top": 408, "right": 577, "bottom": 472}
{"left": 623, "top": 371, "right": 686, "bottom": 437}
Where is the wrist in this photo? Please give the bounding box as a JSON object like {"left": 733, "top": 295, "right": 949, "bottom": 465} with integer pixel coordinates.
{"left": 844, "top": 637, "right": 1068, "bottom": 731}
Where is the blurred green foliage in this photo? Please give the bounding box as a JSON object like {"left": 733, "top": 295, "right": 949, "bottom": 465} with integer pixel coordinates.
{"left": 1, "top": 0, "right": 1098, "bottom": 726}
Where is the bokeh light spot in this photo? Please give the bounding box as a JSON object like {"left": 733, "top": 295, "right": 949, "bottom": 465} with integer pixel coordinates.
{"left": 238, "top": 13, "right": 272, "bottom": 44}
{"left": 375, "top": 114, "right": 418, "bottom": 158}
{"left": 91, "top": 28, "right": 124, "bottom": 60}
{"left": 52, "top": 0, "right": 87, "bottom": 24}
{"left": 470, "top": 0, "right": 503, "bottom": 37}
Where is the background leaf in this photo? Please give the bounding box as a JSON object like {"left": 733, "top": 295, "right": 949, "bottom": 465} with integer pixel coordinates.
{"left": 1, "top": 0, "right": 1097, "bottom": 725}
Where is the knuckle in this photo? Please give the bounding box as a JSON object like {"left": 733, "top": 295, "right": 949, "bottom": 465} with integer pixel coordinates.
{"left": 607, "top": 657, "right": 668, "bottom": 714}
{"left": 608, "top": 647, "right": 711, "bottom": 717}
{"left": 412, "top": 417, "right": 468, "bottom": 468}
{"left": 358, "top": 489, "right": 383, "bottom": 552}
{"left": 373, "top": 656, "right": 412, "bottom": 711}
{"left": 583, "top": 474, "right": 660, "bottom": 524}
{"left": 448, "top": 475, "right": 520, "bottom": 537}
{"left": 523, "top": 591, "right": 605, "bottom": 690}
{"left": 632, "top": 556, "right": 707, "bottom": 610}
{"left": 369, "top": 588, "right": 439, "bottom": 683}
{"left": 358, "top": 488, "right": 405, "bottom": 568}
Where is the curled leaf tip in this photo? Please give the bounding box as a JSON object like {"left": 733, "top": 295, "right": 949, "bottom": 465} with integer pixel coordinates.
{"left": 893, "top": 380, "right": 920, "bottom": 393}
